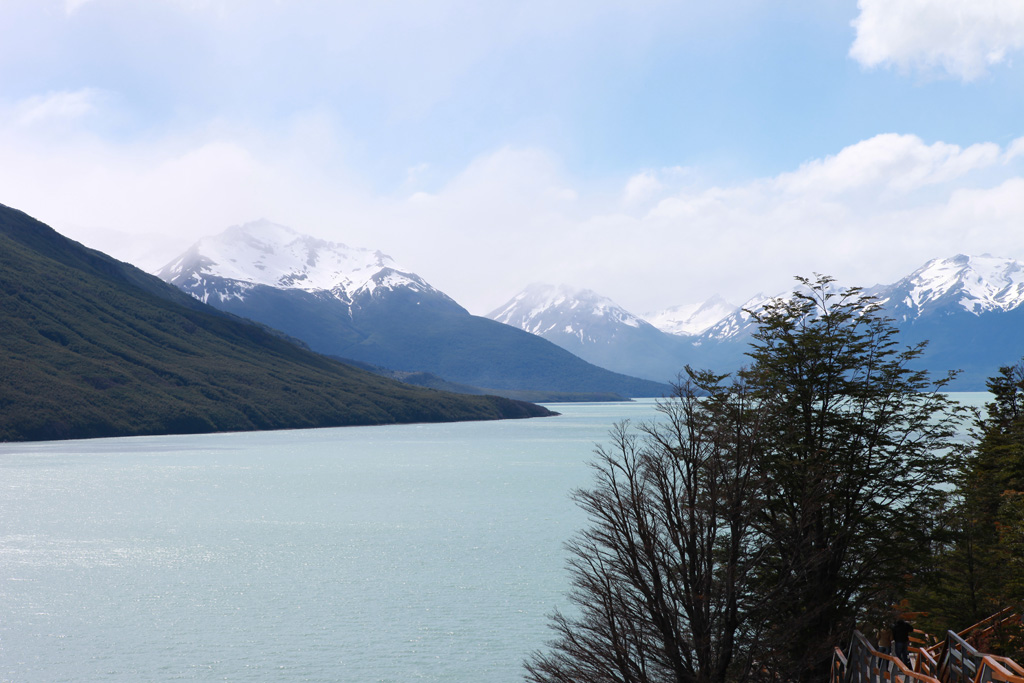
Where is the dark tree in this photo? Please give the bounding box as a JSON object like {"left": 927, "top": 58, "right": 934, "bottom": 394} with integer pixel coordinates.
{"left": 743, "top": 276, "right": 964, "bottom": 681}
{"left": 527, "top": 275, "right": 965, "bottom": 683}
{"left": 923, "top": 362, "right": 1024, "bottom": 637}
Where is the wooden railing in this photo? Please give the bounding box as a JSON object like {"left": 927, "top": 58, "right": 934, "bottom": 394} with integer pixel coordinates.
{"left": 835, "top": 630, "right": 941, "bottom": 683}
{"left": 940, "top": 608, "right": 1019, "bottom": 655}
{"left": 834, "top": 614, "right": 1024, "bottom": 683}
{"left": 933, "top": 628, "right": 1024, "bottom": 683}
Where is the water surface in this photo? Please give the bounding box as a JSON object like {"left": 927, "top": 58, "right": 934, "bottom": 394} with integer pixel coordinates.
{"left": 0, "top": 401, "right": 660, "bottom": 682}
{"left": 0, "top": 394, "right": 989, "bottom": 682}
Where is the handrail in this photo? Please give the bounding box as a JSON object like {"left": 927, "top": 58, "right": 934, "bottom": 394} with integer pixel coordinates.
{"left": 977, "top": 655, "right": 1024, "bottom": 683}
{"left": 927, "top": 608, "right": 1017, "bottom": 657}
{"left": 837, "top": 614, "right": 1024, "bottom": 683}
{"left": 989, "top": 657, "right": 1024, "bottom": 679}
{"left": 844, "top": 630, "right": 941, "bottom": 683}
{"left": 917, "top": 645, "right": 939, "bottom": 678}
{"left": 833, "top": 646, "right": 850, "bottom": 683}
{"left": 973, "top": 615, "right": 1021, "bottom": 650}
{"left": 929, "top": 622, "right": 1024, "bottom": 683}
{"left": 960, "top": 609, "right": 1016, "bottom": 639}
{"left": 939, "top": 628, "right": 986, "bottom": 683}
{"left": 831, "top": 610, "right": 1024, "bottom": 683}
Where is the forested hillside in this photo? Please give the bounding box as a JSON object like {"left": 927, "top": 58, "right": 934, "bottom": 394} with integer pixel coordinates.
{"left": 0, "top": 203, "right": 553, "bottom": 442}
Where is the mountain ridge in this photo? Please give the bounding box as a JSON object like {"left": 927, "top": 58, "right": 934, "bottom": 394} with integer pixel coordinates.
{"left": 157, "top": 223, "right": 670, "bottom": 398}
{"left": 0, "top": 203, "right": 554, "bottom": 442}
{"left": 489, "top": 254, "right": 1024, "bottom": 389}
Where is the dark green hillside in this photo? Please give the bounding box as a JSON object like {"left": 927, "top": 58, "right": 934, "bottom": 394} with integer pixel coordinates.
{"left": 0, "top": 203, "right": 553, "bottom": 442}
{"left": 190, "top": 272, "right": 670, "bottom": 399}
{"left": 346, "top": 300, "right": 669, "bottom": 396}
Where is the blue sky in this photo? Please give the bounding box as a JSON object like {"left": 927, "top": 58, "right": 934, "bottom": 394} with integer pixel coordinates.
{"left": 1, "top": 0, "right": 1023, "bottom": 314}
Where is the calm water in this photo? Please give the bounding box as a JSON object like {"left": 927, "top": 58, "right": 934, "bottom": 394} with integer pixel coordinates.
{"left": 0, "top": 400, "right": 666, "bottom": 683}
{"left": 0, "top": 394, "right": 990, "bottom": 682}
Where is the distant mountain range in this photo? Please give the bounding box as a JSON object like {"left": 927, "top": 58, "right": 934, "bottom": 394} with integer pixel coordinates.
{"left": 19, "top": 199, "right": 1015, "bottom": 445}
{"left": 156, "top": 221, "right": 669, "bottom": 400}
{"left": 151, "top": 218, "right": 1024, "bottom": 394}
{"left": 489, "top": 255, "right": 1024, "bottom": 390}
{"left": 0, "top": 204, "right": 553, "bottom": 442}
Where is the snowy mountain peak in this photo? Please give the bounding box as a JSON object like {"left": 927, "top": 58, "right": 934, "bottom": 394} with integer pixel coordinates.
{"left": 488, "top": 283, "right": 651, "bottom": 342}
{"left": 159, "top": 220, "right": 392, "bottom": 292}
{"left": 647, "top": 294, "right": 739, "bottom": 336}
{"left": 880, "top": 253, "right": 1024, "bottom": 319}
{"left": 696, "top": 292, "right": 781, "bottom": 341}
{"left": 156, "top": 220, "right": 455, "bottom": 309}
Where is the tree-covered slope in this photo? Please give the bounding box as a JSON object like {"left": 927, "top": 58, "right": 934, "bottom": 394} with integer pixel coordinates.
{"left": 0, "top": 203, "right": 553, "bottom": 442}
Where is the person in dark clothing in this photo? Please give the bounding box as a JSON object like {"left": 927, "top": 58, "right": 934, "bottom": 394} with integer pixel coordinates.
{"left": 892, "top": 618, "right": 913, "bottom": 667}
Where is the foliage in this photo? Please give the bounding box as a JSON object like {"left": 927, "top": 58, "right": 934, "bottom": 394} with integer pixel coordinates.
{"left": 911, "top": 363, "right": 1024, "bottom": 646}
{"left": 527, "top": 275, "right": 965, "bottom": 683}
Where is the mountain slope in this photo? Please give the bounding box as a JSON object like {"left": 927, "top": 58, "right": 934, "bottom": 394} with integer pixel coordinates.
{"left": 685, "top": 257, "right": 1024, "bottom": 388}
{"left": 867, "top": 254, "right": 1024, "bottom": 388}
{"left": 0, "top": 204, "right": 553, "bottom": 442}
{"left": 487, "top": 284, "right": 694, "bottom": 382}
{"left": 871, "top": 254, "right": 1024, "bottom": 320}
{"left": 491, "top": 256, "right": 1024, "bottom": 391}
{"left": 158, "top": 223, "right": 670, "bottom": 398}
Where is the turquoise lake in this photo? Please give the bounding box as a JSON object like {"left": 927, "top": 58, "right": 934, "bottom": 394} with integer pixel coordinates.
{"left": 0, "top": 394, "right": 989, "bottom": 682}
{"left": 0, "top": 400, "right": 668, "bottom": 682}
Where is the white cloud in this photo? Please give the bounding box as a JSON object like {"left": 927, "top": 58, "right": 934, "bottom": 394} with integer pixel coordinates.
{"left": 1006, "top": 137, "right": 1024, "bottom": 162}
{"left": 64, "top": 0, "right": 94, "bottom": 14}
{"left": 366, "top": 134, "right": 1024, "bottom": 314}
{"left": 11, "top": 89, "right": 104, "bottom": 126}
{"left": 775, "top": 134, "right": 1002, "bottom": 197}
{"left": 850, "top": 0, "right": 1024, "bottom": 80}
{"left": 3, "top": 103, "right": 1023, "bottom": 317}
{"left": 623, "top": 171, "right": 664, "bottom": 205}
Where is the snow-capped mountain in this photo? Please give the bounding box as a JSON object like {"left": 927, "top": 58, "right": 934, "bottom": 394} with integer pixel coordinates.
{"left": 488, "top": 254, "right": 1024, "bottom": 389}
{"left": 690, "top": 293, "right": 778, "bottom": 342}
{"left": 156, "top": 222, "right": 669, "bottom": 398}
{"left": 489, "top": 284, "right": 653, "bottom": 344}
{"left": 487, "top": 284, "right": 698, "bottom": 381}
{"left": 157, "top": 220, "right": 460, "bottom": 313}
{"left": 158, "top": 226, "right": 1024, "bottom": 392}
{"left": 862, "top": 254, "right": 1024, "bottom": 389}
{"left": 871, "top": 254, "right": 1024, "bottom": 321}
{"left": 646, "top": 295, "right": 739, "bottom": 336}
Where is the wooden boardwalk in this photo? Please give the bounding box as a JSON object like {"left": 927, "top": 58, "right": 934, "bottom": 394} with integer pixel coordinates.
{"left": 833, "top": 610, "right": 1024, "bottom": 683}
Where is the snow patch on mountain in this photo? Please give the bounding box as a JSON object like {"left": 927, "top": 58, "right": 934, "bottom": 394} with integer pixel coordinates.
{"left": 698, "top": 293, "right": 779, "bottom": 341}
{"left": 157, "top": 219, "right": 451, "bottom": 307}
{"left": 488, "top": 284, "right": 650, "bottom": 344}
{"left": 876, "top": 254, "right": 1024, "bottom": 320}
{"left": 647, "top": 295, "right": 739, "bottom": 336}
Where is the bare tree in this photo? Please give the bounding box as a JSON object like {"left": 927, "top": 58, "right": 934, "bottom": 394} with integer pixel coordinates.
{"left": 525, "top": 374, "right": 770, "bottom": 683}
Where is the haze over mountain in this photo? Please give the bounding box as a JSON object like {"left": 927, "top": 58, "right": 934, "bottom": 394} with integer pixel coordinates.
{"left": 644, "top": 296, "right": 739, "bottom": 337}
{"left": 157, "top": 221, "right": 669, "bottom": 400}
{"left": 0, "top": 203, "right": 553, "bottom": 442}
{"left": 489, "top": 255, "right": 1024, "bottom": 390}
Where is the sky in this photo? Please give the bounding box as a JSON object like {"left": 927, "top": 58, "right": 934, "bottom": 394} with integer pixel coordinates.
{"left": 1, "top": 0, "right": 1023, "bottom": 316}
